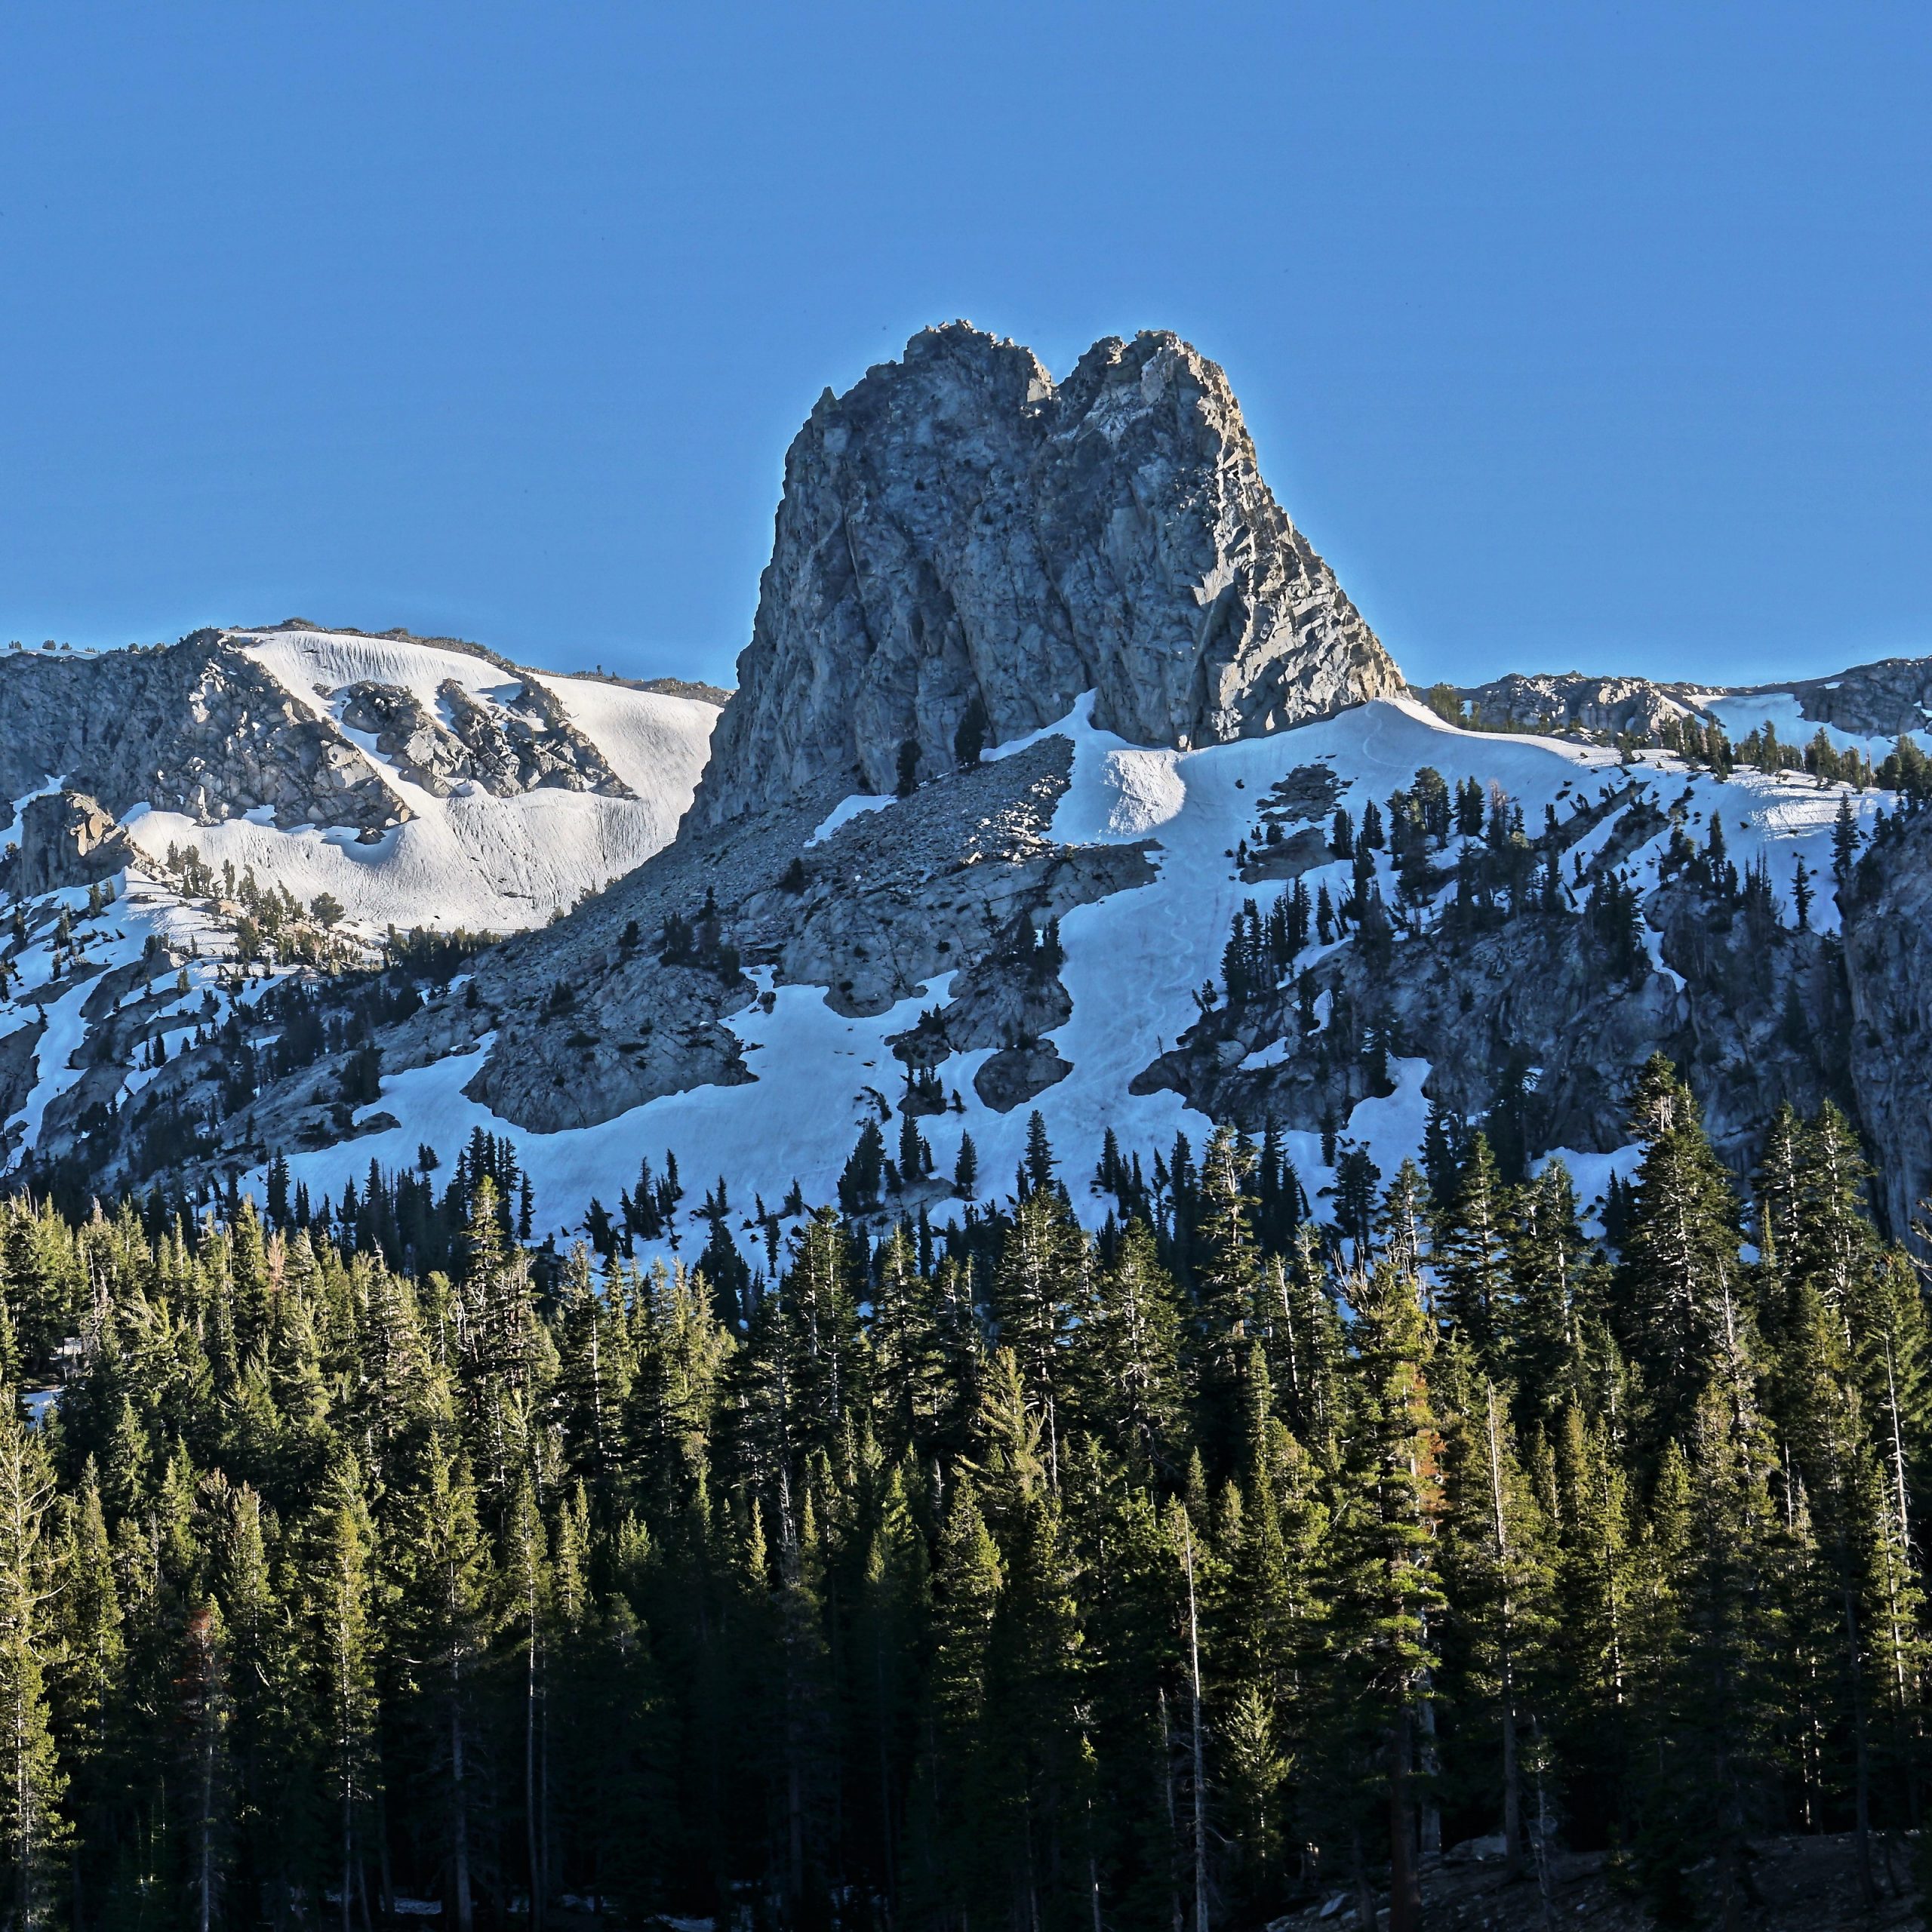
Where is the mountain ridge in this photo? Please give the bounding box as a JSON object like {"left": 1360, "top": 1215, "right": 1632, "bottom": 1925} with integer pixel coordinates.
{"left": 2, "top": 327, "right": 1929, "bottom": 1263}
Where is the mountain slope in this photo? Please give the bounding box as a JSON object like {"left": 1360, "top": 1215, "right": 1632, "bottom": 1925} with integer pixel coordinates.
{"left": 118, "top": 626, "right": 721, "bottom": 933}
{"left": 246, "top": 690, "right": 1884, "bottom": 1257}
{"left": 0, "top": 625, "right": 720, "bottom": 1180}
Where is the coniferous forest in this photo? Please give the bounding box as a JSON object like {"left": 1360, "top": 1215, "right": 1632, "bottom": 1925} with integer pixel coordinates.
{"left": 0, "top": 1057, "right": 1923, "bottom": 1928}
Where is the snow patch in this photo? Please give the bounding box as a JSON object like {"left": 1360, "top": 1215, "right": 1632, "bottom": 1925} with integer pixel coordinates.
{"left": 808, "top": 794, "right": 896, "bottom": 847}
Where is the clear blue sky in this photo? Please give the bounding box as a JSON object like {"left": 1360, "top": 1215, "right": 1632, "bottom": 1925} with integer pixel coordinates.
{"left": 2, "top": 2, "right": 1926, "bottom": 693}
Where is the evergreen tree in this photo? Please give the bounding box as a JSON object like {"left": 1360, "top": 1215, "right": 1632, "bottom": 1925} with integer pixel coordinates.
{"left": 1614, "top": 1056, "right": 1743, "bottom": 1441}
{"left": 1324, "top": 1265, "right": 1443, "bottom": 1932}
{"left": 0, "top": 1406, "right": 66, "bottom": 1928}
{"left": 1436, "top": 1133, "right": 1513, "bottom": 1371}
{"left": 1441, "top": 1374, "right": 1558, "bottom": 1876}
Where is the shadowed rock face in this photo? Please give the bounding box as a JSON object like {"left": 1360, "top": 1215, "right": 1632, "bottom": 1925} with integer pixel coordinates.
{"left": 1842, "top": 812, "right": 1932, "bottom": 1236}
{"left": 4, "top": 792, "right": 132, "bottom": 896}
{"left": 688, "top": 323, "right": 1401, "bottom": 827}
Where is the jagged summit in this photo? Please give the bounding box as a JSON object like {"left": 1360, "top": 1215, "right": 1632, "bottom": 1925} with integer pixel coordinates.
{"left": 686, "top": 322, "right": 1402, "bottom": 827}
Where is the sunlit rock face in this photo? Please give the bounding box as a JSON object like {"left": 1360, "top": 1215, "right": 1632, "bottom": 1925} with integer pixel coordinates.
{"left": 688, "top": 322, "right": 1401, "bottom": 826}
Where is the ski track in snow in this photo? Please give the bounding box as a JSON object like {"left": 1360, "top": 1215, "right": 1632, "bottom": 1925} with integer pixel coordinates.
{"left": 263, "top": 695, "right": 1888, "bottom": 1264}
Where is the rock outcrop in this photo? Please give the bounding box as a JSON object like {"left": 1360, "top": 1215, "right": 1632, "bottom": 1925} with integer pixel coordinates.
{"left": 1451, "top": 672, "right": 1713, "bottom": 739}
{"left": 337, "top": 676, "right": 630, "bottom": 799}
{"left": 1841, "top": 814, "right": 1932, "bottom": 1235}
{"left": 1453, "top": 657, "right": 1932, "bottom": 747}
{"left": 0, "top": 634, "right": 398, "bottom": 832}
{"left": 1759, "top": 657, "right": 1932, "bottom": 740}
{"left": 688, "top": 324, "right": 1401, "bottom": 826}
{"left": 5, "top": 792, "right": 133, "bottom": 896}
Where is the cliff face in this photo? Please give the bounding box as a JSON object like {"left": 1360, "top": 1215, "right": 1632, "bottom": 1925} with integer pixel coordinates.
{"left": 688, "top": 323, "right": 1401, "bottom": 826}
{"left": 1842, "top": 815, "right": 1932, "bottom": 1235}
{"left": 1452, "top": 672, "right": 1712, "bottom": 739}
{"left": 0, "top": 633, "right": 398, "bottom": 833}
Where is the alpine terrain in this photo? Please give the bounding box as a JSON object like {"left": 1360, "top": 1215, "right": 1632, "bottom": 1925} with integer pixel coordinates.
{"left": 0, "top": 325, "right": 1926, "bottom": 1929}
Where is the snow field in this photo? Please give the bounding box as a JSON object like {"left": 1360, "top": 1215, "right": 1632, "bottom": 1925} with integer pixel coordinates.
{"left": 1700, "top": 689, "right": 1930, "bottom": 768}
{"left": 266, "top": 696, "right": 1872, "bottom": 1264}
{"left": 120, "top": 630, "right": 728, "bottom": 934}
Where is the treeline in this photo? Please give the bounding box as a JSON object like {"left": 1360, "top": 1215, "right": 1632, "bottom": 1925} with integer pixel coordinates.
{"left": 1418, "top": 678, "right": 1930, "bottom": 795}
{"left": 0, "top": 1061, "right": 1921, "bottom": 1925}
{"left": 26, "top": 928, "right": 498, "bottom": 1217}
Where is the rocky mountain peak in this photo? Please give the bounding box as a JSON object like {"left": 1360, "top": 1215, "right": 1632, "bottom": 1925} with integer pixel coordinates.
{"left": 687, "top": 322, "right": 1402, "bottom": 827}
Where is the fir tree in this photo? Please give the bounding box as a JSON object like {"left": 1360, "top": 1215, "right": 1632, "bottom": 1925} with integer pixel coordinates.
{"left": 1614, "top": 1056, "right": 1744, "bottom": 1441}
{"left": 0, "top": 1406, "right": 66, "bottom": 1928}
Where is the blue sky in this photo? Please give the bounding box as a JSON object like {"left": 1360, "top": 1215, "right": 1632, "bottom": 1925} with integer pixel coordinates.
{"left": 1, "top": 2, "right": 1926, "bottom": 692}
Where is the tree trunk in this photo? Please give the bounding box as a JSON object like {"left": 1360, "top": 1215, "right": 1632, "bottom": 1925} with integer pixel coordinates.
{"left": 1486, "top": 1386, "right": 1524, "bottom": 1878}
{"left": 1843, "top": 1577, "right": 1876, "bottom": 1910}
{"left": 342, "top": 1749, "right": 354, "bottom": 1932}
{"left": 1500, "top": 1672, "right": 1521, "bottom": 1878}
{"left": 1417, "top": 1657, "right": 1442, "bottom": 1865}
{"left": 201, "top": 1700, "right": 217, "bottom": 1932}
{"left": 1349, "top": 1825, "right": 1376, "bottom": 1930}
{"left": 1389, "top": 1708, "right": 1423, "bottom": 1932}
{"left": 1184, "top": 1525, "right": 1208, "bottom": 1932}
{"left": 451, "top": 1647, "right": 474, "bottom": 1932}
{"left": 1158, "top": 1689, "right": 1183, "bottom": 1932}
{"left": 1532, "top": 1718, "right": 1557, "bottom": 1931}
{"left": 378, "top": 1780, "right": 396, "bottom": 1926}
{"left": 527, "top": 1595, "right": 545, "bottom": 1932}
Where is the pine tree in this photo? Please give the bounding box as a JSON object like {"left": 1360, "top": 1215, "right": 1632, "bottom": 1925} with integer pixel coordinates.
{"left": 1507, "top": 1158, "right": 1598, "bottom": 1422}
{"left": 1079, "top": 1218, "right": 1185, "bottom": 1481}
{"left": 1324, "top": 1264, "right": 1443, "bottom": 1932}
{"left": 1614, "top": 1056, "right": 1743, "bottom": 1440}
{"left": 1436, "top": 1133, "right": 1514, "bottom": 1371}
{"left": 1441, "top": 1374, "right": 1558, "bottom": 1876}
{"left": 1646, "top": 1380, "right": 1782, "bottom": 1922}
{"left": 303, "top": 1452, "right": 378, "bottom": 1932}
{"left": 504, "top": 1470, "right": 552, "bottom": 1928}
{"left": 1189, "top": 1127, "right": 1262, "bottom": 1478}
{"left": 178, "top": 1595, "right": 232, "bottom": 1932}
{"left": 1375, "top": 1159, "right": 1432, "bottom": 1277}
{"left": 953, "top": 1133, "right": 980, "bottom": 1201}
{"left": 0, "top": 1406, "right": 67, "bottom": 1928}
{"left": 1550, "top": 1404, "right": 1638, "bottom": 1841}
{"left": 921, "top": 1478, "right": 1003, "bottom": 1923}
{"left": 48, "top": 1462, "right": 122, "bottom": 1906}
{"left": 989, "top": 1190, "right": 1081, "bottom": 1486}
{"left": 395, "top": 1435, "right": 491, "bottom": 1932}
{"left": 1770, "top": 1278, "right": 1885, "bottom": 1902}
{"left": 1832, "top": 790, "right": 1860, "bottom": 883}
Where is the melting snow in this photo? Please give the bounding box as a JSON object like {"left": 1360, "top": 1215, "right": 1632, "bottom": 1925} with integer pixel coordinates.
{"left": 808, "top": 794, "right": 897, "bottom": 847}
{"left": 234, "top": 694, "right": 1900, "bottom": 1255}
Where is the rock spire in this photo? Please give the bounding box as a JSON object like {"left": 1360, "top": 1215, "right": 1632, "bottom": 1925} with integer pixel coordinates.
{"left": 688, "top": 323, "right": 1401, "bottom": 826}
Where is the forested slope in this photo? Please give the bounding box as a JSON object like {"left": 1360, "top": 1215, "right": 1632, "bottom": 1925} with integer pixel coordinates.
{"left": 0, "top": 1056, "right": 1920, "bottom": 1927}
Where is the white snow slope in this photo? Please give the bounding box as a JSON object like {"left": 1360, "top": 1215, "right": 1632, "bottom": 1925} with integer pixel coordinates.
{"left": 266, "top": 695, "right": 1887, "bottom": 1261}
{"left": 0, "top": 631, "right": 719, "bottom": 1175}
{"left": 1700, "top": 689, "right": 1930, "bottom": 765}
{"left": 121, "top": 630, "right": 721, "bottom": 936}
